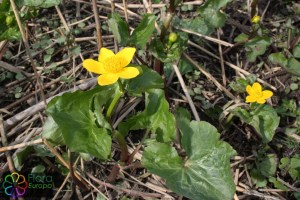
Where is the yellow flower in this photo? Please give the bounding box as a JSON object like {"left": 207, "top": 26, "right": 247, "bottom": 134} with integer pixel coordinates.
{"left": 83, "top": 47, "right": 140, "bottom": 86}
{"left": 246, "top": 82, "right": 273, "bottom": 104}
{"left": 251, "top": 15, "right": 261, "bottom": 24}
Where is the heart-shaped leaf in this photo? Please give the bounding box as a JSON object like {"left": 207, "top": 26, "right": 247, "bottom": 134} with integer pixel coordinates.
{"left": 47, "top": 86, "right": 116, "bottom": 160}
{"left": 142, "top": 120, "right": 236, "bottom": 200}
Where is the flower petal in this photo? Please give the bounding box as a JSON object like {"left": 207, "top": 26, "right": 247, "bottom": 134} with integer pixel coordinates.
{"left": 115, "top": 47, "right": 136, "bottom": 67}
{"left": 118, "top": 67, "right": 140, "bottom": 79}
{"left": 246, "top": 85, "right": 254, "bottom": 96}
{"left": 98, "top": 48, "right": 115, "bottom": 62}
{"left": 83, "top": 59, "right": 106, "bottom": 74}
{"left": 256, "top": 98, "right": 266, "bottom": 104}
{"left": 252, "top": 82, "right": 262, "bottom": 93}
{"left": 98, "top": 74, "right": 119, "bottom": 86}
{"left": 246, "top": 95, "right": 257, "bottom": 103}
{"left": 262, "top": 90, "right": 273, "bottom": 99}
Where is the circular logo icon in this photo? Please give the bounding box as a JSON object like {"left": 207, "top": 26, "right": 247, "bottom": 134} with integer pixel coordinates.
{"left": 3, "top": 172, "right": 28, "bottom": 198}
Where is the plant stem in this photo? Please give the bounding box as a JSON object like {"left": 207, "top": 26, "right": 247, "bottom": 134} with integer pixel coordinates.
{"left": 154, "top": 0, "right": 176, "bottom": 75}
{"left": 115, "top": 131, "right": 129, "bottom": 162}
{"left": 253, "top": 103, "right": 265, "bottom": 115}
{"left": 106, "top": 82, "right": 124, "bottom": 118}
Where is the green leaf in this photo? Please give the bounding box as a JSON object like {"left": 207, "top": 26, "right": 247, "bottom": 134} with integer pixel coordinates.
{"left": 107, "top": 12, "right": 129, "bottom": 46}
{"left": 229, "top": 78, "right": 249, "bottom": 93}
{"left": 71, "top": 46, "right": 81, "bottom": 56}
{"left": 13, "top": 146, "right": 34, "bottom": 171}
{"left": 128, "top": 14, "right": 156, "bottom": 49}
{"left": 42, "top": 116, "right": 65, "bottom": 145}
{"left": 150, "top": 32, "right": 188, "bottom": 62}
{"left": 293, "top": 44, "right": 300, "bottom": 58}
{"left": 290, "top": 83, "right": 299, "bottom": 91}
{"left": 24, "top": 0, "right": 61, "bottom": 8}
{"left": 164, "top": 58, "right": 195, "bottom": 78}
{"left": 257, "top": 154, "right": 278, "bottom": 177}
{"left": 43, "top": 54, "right": 51, "bottom": 63}
{"left": 174, "top": 0, "right": 232, "bottom": 36}
{"left": 269, "top": 177, "right": 288, "bottom": 190}
{"left": 286, "top": 57, "right": 300, "bottom": 76}
{"left": 47, "top": 86, "right": 116, "bottom": 160}
{"left": 245, "top": 36, "right": 271, "bottom": 62}
{"left": 0, "top": 26, "right": 21, "bottom": 41}
{"left": 289, "top": 157, "right": 300, "bottom": 181}
{"left": 294, "top": 192, "right": 300, "bottom": 200}
{"left": 31, "top": 165, "right": 46, "bottom": 174}
{"left": 279, "top": 157, "right": 290, "bottom": 170}
{"left": 233, "top": 105, "right": 280, "bottom": 143}
{"left": 33, "top": 143, "right": 54, "bottom": 157}
{"left": 251, "top": 105, "right": 280, "bottom": 143}
{"left": 231, "top": 107, "right": 252, "bottom": 122}
{"left": 127, "top": 65, "right": 164, "bottom": 96}
{"left": 119, "top": 89, "right": 176, "bottom": 142}
{"left": 142, "top": 120, "right": 236, "bottom": 200}
{"left": 250, "top": 169, "right": 267, "bottom": 188}
{"left": 234, "top": 33, "right": 249, "bottom": 43}
{"left": 268, "top": 52, "right": 288, "bottom": 67}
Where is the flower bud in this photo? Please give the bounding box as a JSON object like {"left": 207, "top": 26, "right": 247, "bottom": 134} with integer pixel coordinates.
{"left": 6, "top": 16, "right": 13, "bottom": 26}
{"left": 251, "top": 15, "right": 261, "bottom": 24}
{"left": 168, "top": 32, "right": 178, "bottom": 43}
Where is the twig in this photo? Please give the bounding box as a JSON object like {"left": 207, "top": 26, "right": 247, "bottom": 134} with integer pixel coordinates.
{"left": 43, "top": 140, "right": 89, "bottom": 190}
{"left": 172, "top": 62, "right": 200, "bottom": 121}
{"left": 52, "top": 173, "right": 71, "bottom": 200}
{"left": 242, "top": 190, "right": 280, "bottom": 200}
{"left": 179, "top": 28, "right": 234, "bottom": 47}
{"left": 4, "top": 78, "right": 97, "bottom": 130}
{"left": 122, "top": 0, "right": 129, "bottom": 22}
{"left": 92, "top": 0, "right": 103, "bottom": 51}
{"left": 188, "top": 40, "right": 277, "bottom": 91}
{"left": 183, "top": 53, "right": 236, "bottom": 100}
{"left": 120, "top": 169, "right": 174, "bottom": 198}
{"left": 217, "top": 29, "right": 227, "bottom": 86}
{"left": 0, "top": 61, "right": 31, "bottom": 77}
{"left": 277, "top": 177, "right": 300, "bottom": 193}
{"left": 10, "top": 0, "right": 47, "bottom": 106}
{"left": 87, "top": 173, "right": 165, "bottom": 198}
{"left": 0, "top": 115, "right": 15, "bottom": 172}
{"left": 113, "top": 98, "right": 142, "bottom": 129}
{"left": 0, "top": 138, "right": 43, "bottom": 153}
{"left": 110, "top": 0, "right": 119, "bottom": 53}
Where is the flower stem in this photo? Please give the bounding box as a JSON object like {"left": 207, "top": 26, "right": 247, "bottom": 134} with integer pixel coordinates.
{"left": 253, "top": 103, "right": 265, "bottom": 115}
{"left": 118, "top": 79, "right": 125, "bottom": 93}
{"left": 106, "top": 84, "right": 123, "bottom": 118}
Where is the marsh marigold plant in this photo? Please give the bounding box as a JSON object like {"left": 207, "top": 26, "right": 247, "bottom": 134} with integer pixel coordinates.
{"left": 83, "top": 47, "right": 140, "bottom": 86}
{"left": 246, "top": 82, "right": 273, "bottom": 104}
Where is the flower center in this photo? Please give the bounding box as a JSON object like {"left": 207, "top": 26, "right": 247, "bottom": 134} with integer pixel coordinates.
{"left": 103, "top": 57, "right": 125, "bottom": 73}
{"left": 254, "top": 91, "right": 263, "bottom": 98}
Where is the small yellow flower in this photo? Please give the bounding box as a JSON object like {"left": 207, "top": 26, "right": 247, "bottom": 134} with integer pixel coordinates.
{"left": 251, "top": 15, "right": 261, "bottom": 24}
{"left": 246, "top": 82, "right": 273, "bottom": 104}
{"left": 83, "top": 47, "right": 139, "bottom": 86}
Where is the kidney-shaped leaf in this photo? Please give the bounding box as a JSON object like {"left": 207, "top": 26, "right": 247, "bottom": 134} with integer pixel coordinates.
{"left": 47, "top": 86, "right": 115, "bottom": 160}
{"left": 142, "top": 120, "right": 236, "bottom": 200}
{"left": 248, "top": 105, "right": 280, "bottom": 143}
{"left": 42, "top": 116, "right": 65, "bottom": 146}
{"left": 233, "top": 105, "right": 280, "bottom": 143}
